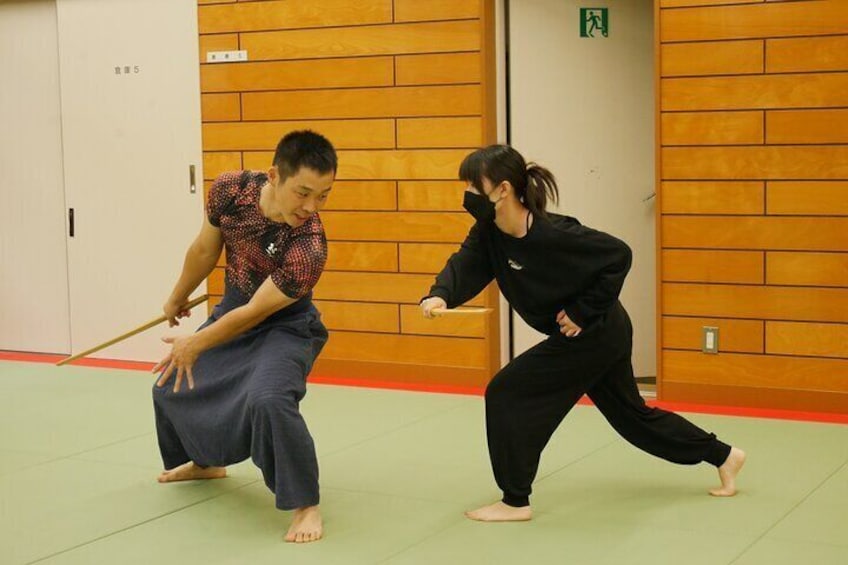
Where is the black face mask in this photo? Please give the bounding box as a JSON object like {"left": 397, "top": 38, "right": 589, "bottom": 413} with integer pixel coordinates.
{"left": 463, "top": 190, "right": 498, "bottom": 223}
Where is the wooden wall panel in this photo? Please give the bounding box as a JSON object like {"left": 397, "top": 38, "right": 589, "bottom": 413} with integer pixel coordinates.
{"left": 662, "top": 146, "right": 848, "bottom": 180}
{"left": 202, "top": 152, "right": 241, "bottom": 180}
{"left": 201, "top": 57, "right": 394, "bottom": 92}
{"left": 660, "top": 1, "right": 848, "bottom": 43}
{"left": 394, "top": 0, "right": 480, "bottom": 23}
{"left": 664, "top": 284, "right": 848, "bottom": 324}
{"left": 203, "top": 120, "right": 395, "bottom": 151}
{"left": 766, "top": 110, "right": 848, "bottom": 145}
{"left": 313, "top": 300, "right": 398, "bottom": 333}
{"left": 322, "top": 181, "right": 397, "bottom": 211}
{"left": 200, "top": 93, "right": 240, "bottom": 122}
{"left": 662, "top": 250, "right": 763, "bottom": 284}
{"left": 399, "top": 243, "right": 459, "bottom": 274}
{"left": 320, "top": 211, "right": 473, "bottom": 243}
{"left": 663, "top": 350, "right": 848, "bottom": 394}
{"left": 198, "top": 0, "right": 392, "bottom": 34}
{"left": 313, "top": 271, "right": 485, "bottom": 306}
{"left": 325, "top": 242, "right": 398, "bottom": 272}
{"left": 662, "top": 73, "right": 848, "bottom": 111}
{"left": 766, "top": 252, "right": 848, "bottom": 288}
{"left": 242, "top": 85, "right": 481, "bottom": 120}
{"left": 397, "top": 117, "right": 483, "bottom": 149}
{"left": 663, "top": 217, "right": 848, "bottom": 251}
{"left": 240, "top": 20, "right": 479, "bottom": 60}
{"left": 661, "top": 111, "right": 762, "bottom": 146}
{"left": 197, "top": 0, "right": 497, "bottom": 390}
{"left": 662, "top": 317, "right": 764, "bottom": 354}
{"left": 398, "top": 181, "right": 465, "bottom": 211}
{"left": 321, "top": 331, "right": 486, "bottom": 368}
{"left": 661, "top": 41, "right": 762, "bottom": 77}
{"left": 396, "top": 52, "right": 480, "bottom": 85}
{"left": 767, "top": 182, "right": 848, "bottom": 216}
{"left": 766, "top": 321, "right": 848, "bottom": 359}
{"left": 767, "top": 35, "right": 848, "bottom": 73}
{"left": 661, "top": 181, "right": 763, "bottom": 215}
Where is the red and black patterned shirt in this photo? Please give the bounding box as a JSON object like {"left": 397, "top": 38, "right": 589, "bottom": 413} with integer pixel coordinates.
{"left": 207, "top": 170, "right": 327, "bottom": 300}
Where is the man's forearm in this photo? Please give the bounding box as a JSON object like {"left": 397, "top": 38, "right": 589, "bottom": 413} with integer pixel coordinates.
{"left": 191, "top": 301, "right": 290, "bottom": 352}
{"left": 169, "top": 244, "right": 221, "bottom": 303}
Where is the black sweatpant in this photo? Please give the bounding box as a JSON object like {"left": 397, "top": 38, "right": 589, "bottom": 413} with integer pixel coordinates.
{"left": 485, "top": 304, "right": 731, "bottom": 507}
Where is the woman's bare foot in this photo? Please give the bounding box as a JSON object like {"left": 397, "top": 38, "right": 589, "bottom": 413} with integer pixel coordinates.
{"left": 285, "top": 505, "right": 323, "bottom": 543}
{"left": 710, "top": 447, "right": 746, "bottom": 497}
{"left": 465, "top": 501, "right": 532, "bottom": 522}
{"left": 157, "top": 461, "right": 227, "bottom": 483}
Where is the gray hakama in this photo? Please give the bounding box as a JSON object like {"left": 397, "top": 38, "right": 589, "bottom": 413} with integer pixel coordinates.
{"left": 152, "top": 285, "right": 328, "bottom": 510}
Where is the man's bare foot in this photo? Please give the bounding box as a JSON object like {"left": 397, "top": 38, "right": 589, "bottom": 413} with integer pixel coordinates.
{"left": 157, "top": 461, "right": 227, "bottom": 483}
{"left": 465, "top": 501, "right": 532, "bottom": 522}
{"left": 710, "top": 447, "right": 746, "bottom": 497}
{"left": 285, "top": 505, "right": 323, "bottom": 543}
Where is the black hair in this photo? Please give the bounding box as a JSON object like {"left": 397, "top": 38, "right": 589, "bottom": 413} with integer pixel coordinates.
{"left": 458, "top": 144, "right": 559, "bottom": 218}
{"left": 272, "top": 130, "right": 337, "bottom": 179}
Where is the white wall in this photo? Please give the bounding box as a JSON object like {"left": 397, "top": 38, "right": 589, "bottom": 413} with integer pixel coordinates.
{"left": 508, "top": 0, "right": 656, "bottom": 377}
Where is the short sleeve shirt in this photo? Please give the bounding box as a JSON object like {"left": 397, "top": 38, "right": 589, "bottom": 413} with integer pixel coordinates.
{"left": 207, "top": 170, "right": 327, "bottom": 299}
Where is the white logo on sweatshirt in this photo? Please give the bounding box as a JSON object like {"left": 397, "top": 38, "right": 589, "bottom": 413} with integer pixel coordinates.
{"left": 508, "top": 258, "right": 523, "bottom": 271}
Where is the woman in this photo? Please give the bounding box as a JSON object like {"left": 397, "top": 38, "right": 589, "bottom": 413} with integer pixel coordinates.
{"left": 420, "top": 144, "right": 745, "bottom": 522}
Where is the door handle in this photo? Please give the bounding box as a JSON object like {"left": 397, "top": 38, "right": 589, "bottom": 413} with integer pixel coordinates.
{"left": 189, "top": 164, "right": 197, "bottom": 194}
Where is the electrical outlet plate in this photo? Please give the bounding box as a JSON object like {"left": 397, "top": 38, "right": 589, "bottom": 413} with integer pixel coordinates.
{"left": 702, "top": 326, "right": 719, "bottom": 354}
{"left": 206, "top": 50, "right": 248, "bottom": 63}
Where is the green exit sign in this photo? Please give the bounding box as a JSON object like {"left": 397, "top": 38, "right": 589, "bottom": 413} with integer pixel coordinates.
{"left": 580, "top": 7, "right": 609, "bottom": 38}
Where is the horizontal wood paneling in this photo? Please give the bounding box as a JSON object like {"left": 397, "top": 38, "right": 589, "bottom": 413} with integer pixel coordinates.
{"left": 662, "top": 73, "right": 848, "bottom": 111}
{"left": 660, "top": 1, "right": 848, "bottom": 42}
{"left": 664, "top": 283, "right": 848, "bottom": 323}
{"left": 662, "top": 111, "right": 763, "bottom": 146}
{"left": 313, "top": 271, "right": 485, "bottom": 306}
{"left": 662, "top": 316, "right": 764, "bottom": 353}
{"left": 202, "top": 152, "right": 241, "bottom": 180}
{"left": 661, "top": 181, "right": 763, "bottom": 215}
{"left": 198, "top": 33, "right": 238, "bottom": 61}
{"left": 661, "top": 382, "right": 848, "bottom": 414}
{"left": 201, "top": 93, "right": 240, "bottom": 122}
{"left": 200, "top": 57, "right": 394, "bottom": 92}
{"left": 663, "top": 350, "right": 848, "bottom": 394}
{"left": 312, "top": 358, "right": 489, "bottom": 389}
{"left": 662, "top": 250, "right": 763, "bottom": 284}
{"left": 661, "top": 40, "right": 762, "bottom": 77}
{"left": 394, "top": 0, "right": 480, "bottom": 23}
{"left": 198, "top": 0, "right": 392, "bottom": 34}
{"left": 399, "top": 243, "right": 458, "bottom": 274}
{"left": 398, "top": 180, "right": 465, "bottom": 211}
{"left": 767, "top": 35, "right": 848, "bottom": 73}
{"left": 395, "top": 52, "right": 480, "bottom": 85}
{"left": 766, "top": 252, "right": 848, "bottom": 287}
{"left": 766, "top": 109, "right": 848, "bottom": 145}
{"left": 662, "top": 146, "right": 848, "bottom": 180}
{"left": 322, "top": 181, "right": 397, "bottom": 211}
{"left": 313, "top": 300, "right": 398, "bottom": 333}
{"left": 766, "top": 321, "right": 848, "bottom": 358}
{"left": 660, "top": 0, "right": 760, "bottom": 7}
{"left": 325, "top": 242, "right": 398, "bottom": 272}
{"left": 202, "top": 119, "right": 395, "bottom": 150}
{"left": 334, "top": 149, "right": 472, "bottom": 180}
{"left": 321, "top": 330, "right": 486, "bottom": 368}
{"left": 242, "top": 85, "right": 481, "bottom": 120}
{"left": 240, "top": 20, "right": 479, "bottom": 60}
{"left": 320, "top": 211, "right": 473, "bottom": 242}
{"left": 662, "top": 217, "right": 848, "bottom": 251}
{"left": 399, "top": 304, "right": 486, "bottom": 338}
{"left": 397, "top": 117, "right": 482, "bottom": 148}
{"left": 766, "top": 181, "right": 848, "bottom": 216}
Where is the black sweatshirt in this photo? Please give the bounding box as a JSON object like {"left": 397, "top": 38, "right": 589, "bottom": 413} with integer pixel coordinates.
{"left": 427, "top": 213, "right": 632, "bottom": 337}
